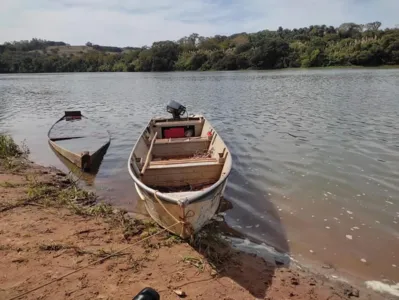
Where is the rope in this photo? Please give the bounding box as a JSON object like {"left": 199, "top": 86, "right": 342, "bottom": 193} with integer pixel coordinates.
{"left": 153, "top": 191, "right": 194, "bottom": 237}
{"left": 153, "top": 191, "right": 183, "bottom": 225}
{"left": 7, "top": 221, "right": 180, "bottom": 300}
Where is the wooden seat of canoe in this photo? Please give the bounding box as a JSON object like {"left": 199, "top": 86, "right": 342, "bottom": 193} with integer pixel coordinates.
{"left": 152, "top": 136, "right": 211, "bottom": 158}
{"left": 148, "top": 159, "right": 221, "bottom": 169}
{"left": 150, "top": 157, "right": 217, "bottom": 166}
{"left": 154, "top": 136, "right": 210, "bottom": 144}
{"left": 142, "top": 159, "right": 223, "bottom": 187}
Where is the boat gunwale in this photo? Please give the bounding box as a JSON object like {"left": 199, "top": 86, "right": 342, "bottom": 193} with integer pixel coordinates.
{"left": 128, "top": 115, "right": 232, "bottom": 205}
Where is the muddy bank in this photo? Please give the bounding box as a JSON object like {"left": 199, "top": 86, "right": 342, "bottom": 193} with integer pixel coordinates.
{"left": 0, "top": 157, "right": 389, "bottom": 299}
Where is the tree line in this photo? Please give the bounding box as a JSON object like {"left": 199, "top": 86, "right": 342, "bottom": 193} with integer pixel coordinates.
{"left": 1, "top": 22, "right": 398, "bottom": 73}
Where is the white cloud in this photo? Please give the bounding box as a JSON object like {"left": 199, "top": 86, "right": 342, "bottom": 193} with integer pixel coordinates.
{"left": 0, "top": 0, "right": 398, "bottom": 47}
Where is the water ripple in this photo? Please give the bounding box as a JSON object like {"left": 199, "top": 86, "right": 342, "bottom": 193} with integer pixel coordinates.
{"left": 1, "top": 70, "right": 399, "bottom": 281}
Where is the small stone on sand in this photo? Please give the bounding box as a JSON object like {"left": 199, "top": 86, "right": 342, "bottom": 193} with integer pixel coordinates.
{"left": 347, "top": 211, "right": 353, "bottom": 215}
{"left": 174, "top": 290, "right": 186, "bottom": 297}
{"left": 325, "top": 226, "right": 330, "bottom": 229}
{"left": 346, "top": 235, "right": 353, "bottom": 240}
{"left": 392, "top": 264, "right": 397, "bottom": 268}
{"left": 360, "top": 258, "right": 367, "bottom": 263}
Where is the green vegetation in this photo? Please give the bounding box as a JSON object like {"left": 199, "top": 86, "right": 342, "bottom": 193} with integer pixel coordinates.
{"left": 0, "top": 135, "right": 29, "bottom": 170}
{"left": 0, "top": 181, "right": 19, "bottom": 188}
{"left": 0, "top": 135, "right": 23, "bottom": 159}
{"left": 1, "top": 22, "right": 398, "bottom": 72}
{"left": 181, "top": 255, "right": 205, "bottom": 272}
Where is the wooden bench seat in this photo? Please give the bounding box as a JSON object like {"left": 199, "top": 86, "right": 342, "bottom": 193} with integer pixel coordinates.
{"left": 148, "top": 160, "right": 220, "bottom": 170}
{"left": 142, "top": 158, "right": 223, "bottom": 188}
{"left": 154, "top": 136, "right": 210, "bottom": 144}
{"left": 152, "top": 137, "right": 211, "bottom": 158}
{"left": 150, "top": 157, "right": 216, "bottom": 166}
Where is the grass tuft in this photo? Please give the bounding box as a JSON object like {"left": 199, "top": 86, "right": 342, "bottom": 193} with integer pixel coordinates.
{"left": 182, "top": 255, "right": 205, "bottom": 272}
{"left": 0, "top": 135, "right": 23, "bottom": 159}
{"left": 39, "top": 243, "right": 73, "bottom": 251}
{"left": 161, "top": 234, "right": 183, "bottom": 247}
{"left": 0, "top": 135, "right": 29, "bottom": 170}
{"left": 0, "top": 181, "right": 19, "bottom": 188}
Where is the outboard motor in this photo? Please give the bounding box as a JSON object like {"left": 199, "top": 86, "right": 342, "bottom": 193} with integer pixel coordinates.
{"left": 166, "top": 101, "right": 186, "bottom": 119}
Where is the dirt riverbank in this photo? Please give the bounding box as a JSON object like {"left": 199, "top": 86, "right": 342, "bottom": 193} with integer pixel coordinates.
{"left": 0, "top": 157, "right": 389, "bottom": 300}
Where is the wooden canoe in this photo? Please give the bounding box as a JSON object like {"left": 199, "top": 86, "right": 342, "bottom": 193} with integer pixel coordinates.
{"left": 48, "top": 111, "right": 111, "bottom": 172}
{"left": 128, "top": 114, "right": 232, "bottom": 238}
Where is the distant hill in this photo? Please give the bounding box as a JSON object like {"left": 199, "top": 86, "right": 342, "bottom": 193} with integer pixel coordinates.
{"left": 29, "top": 45, "right": 94, "bottom": 55}
{"left": 1, "top": 22, "right": 399, "bottom": 73}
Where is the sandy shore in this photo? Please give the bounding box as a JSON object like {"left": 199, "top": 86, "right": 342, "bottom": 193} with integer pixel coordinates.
{"left": 0, "top": 158, "right": 389, "bottom": 300}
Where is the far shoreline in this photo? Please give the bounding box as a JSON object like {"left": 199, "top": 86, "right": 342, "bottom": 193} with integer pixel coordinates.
{"left": 1, "top": 65, "right": 399, "bottom": 75}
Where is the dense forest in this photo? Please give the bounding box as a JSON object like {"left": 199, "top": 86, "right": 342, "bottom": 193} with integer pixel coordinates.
{"left": 1, "top": 22, "right": 399, "bottom": 73}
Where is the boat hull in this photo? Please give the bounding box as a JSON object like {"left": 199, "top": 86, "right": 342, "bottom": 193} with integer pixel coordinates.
{"left": 135, "top": 179, "right": 228, "bottom": 238}
{"left": 128, "top": 114, "right": 232, "bottom": 239}
{"left": 49, "top": 139, "right": 88, "bottom": 170}
{"left": 49, "top": 139, "right": 110, "bottom": 172}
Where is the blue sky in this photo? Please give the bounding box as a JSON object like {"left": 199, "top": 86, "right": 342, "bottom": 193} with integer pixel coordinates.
{"left": 1, "top": 0, "right": 398, "bottom": 47}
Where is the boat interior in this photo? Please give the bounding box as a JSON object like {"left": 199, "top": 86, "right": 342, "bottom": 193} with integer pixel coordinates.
{"left": 48, "top": 111, "right": 110, "bottom": 154}
{"left": 131, "top": 116, "right": 230, "bottom": 193}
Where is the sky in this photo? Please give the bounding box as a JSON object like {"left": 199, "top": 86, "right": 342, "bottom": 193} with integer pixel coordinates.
{"left": 1, "top": 0, "right": 398, "bottom": 47}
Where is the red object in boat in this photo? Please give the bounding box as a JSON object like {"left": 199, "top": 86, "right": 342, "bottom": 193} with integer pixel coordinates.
{"left": 207, "top": 131, "right": 213, "bottom": 137}
{"left": 65, "top": 116, "right": 82, "bottom": 121}
{"left": 164, "top": 127, "right": 185, "bottom": 138}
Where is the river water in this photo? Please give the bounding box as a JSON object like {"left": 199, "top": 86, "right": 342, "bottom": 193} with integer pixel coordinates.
{"left": 1, "top": 70, "right": 399, "bottom": 285}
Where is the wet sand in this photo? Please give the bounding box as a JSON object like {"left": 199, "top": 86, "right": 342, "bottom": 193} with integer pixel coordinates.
{"left": 0, "top": 160, "right": 388, "bottom": 300}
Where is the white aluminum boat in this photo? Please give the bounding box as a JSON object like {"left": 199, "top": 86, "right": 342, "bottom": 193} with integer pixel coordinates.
{"left": 128, "top": 102, "right": 232, "bottom": 238}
